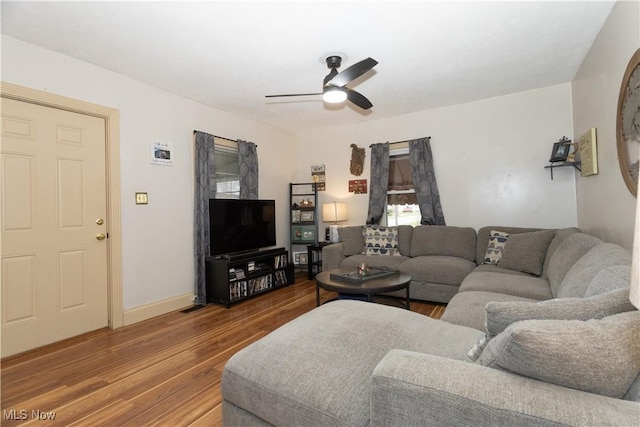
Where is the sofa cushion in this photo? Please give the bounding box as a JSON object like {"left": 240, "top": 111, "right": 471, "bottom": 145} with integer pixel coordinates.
{"left": 221, "top": 300, "right": 483, "bottom": 426}
{"left": 557, "top": 243, "right": 631, "bottom": 298}
{"left": 498, "top": 229, "right": 555, "bottom": 275}
{"left": 363, "top": 225, "right": 401, "bottom": 256}
{"left": 440, "top": 290, "right": 536, "bottom": 331}
{"left": 546, "top": 233, "right": 602, "bottom": 298}
{"left": 485, "top": 288, "right": 635, "bottom": 337}
{"left": 472, "top": 264, "right": 533, "bottom": 277}
{"left": 466, "top": 288, "right": 636, "bottom": 361}
{"left": 482, "top": 230, "right": 510, "bottom": 265}
{"left": 477, "top": 311, "right": 640, "bottom": 399}
{"left": 459, "top": 271, "right": 552, "bottom": 301}
{"left": 476, "top": 226, "right": 544, "bottom": 266}
{"left": 396, "top": 225, "right": 413, "bottom": 256}
{"left": 340, "top": 254, "right": 409, "bottom": 271}
{"left": 410, "top": 225, "right": 476, "bottom": 261}
{"left": 338, "top": 226, "right": 364, "bottom": 256}
{"left": 585, "top": 265, "right": 632, "bottom": 297}
{"left": 541, "top": 227, "right": 581, "bottom": 279}
{"left": 399, "top": 255, "right": 476, "bottom": 286}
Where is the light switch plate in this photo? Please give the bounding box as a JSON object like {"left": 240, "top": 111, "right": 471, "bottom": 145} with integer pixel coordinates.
{"left": 135, "top": 192, "right": 148, "bottom": 205}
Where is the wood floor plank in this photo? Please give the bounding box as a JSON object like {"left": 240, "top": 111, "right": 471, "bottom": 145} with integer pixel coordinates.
{"left": 1, "top": 275, "right": 445, "bottom": 426}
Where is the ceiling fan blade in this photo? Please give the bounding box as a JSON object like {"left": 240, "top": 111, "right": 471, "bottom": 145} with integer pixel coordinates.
{"left": 265, "top": 93, "right": 322, "bottom": 98}
{"left": 328, "top": 57, "right": 378, "bottom": 87}
{"left": 346, "top": 88, "right": 373, "bottom": 110}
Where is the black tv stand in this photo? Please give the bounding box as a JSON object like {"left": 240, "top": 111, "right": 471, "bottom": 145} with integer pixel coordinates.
{"left": 206, "top": 247, "right": 294, "bottom": 307}
{"left": 215, "top": 247, "right": 288, "bottom": 262}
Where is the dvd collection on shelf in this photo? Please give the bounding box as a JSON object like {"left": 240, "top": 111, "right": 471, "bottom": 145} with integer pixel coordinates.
{"left": 227, "top": 254, "right": 290, "bottom": 301}
{"left": 274, "top": 254, "right": 288, "bottom": 269}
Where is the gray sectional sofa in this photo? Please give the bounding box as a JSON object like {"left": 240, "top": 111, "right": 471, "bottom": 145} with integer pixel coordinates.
{"left": 221, "top": 225, "right": 640, "bottom": 426}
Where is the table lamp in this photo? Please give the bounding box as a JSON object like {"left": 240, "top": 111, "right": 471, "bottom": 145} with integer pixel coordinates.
{"left": 323, "top": 202, "right": 348, "bottom": 243}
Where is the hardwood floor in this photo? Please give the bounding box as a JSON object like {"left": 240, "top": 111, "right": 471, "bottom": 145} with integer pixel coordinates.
{"left": 1, "top": 275, "right": 445, "bottom": 427}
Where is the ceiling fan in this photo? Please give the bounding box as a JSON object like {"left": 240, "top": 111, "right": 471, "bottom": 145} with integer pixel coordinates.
{"left": 265, "top": 55, "right": 378, "bottom": 110}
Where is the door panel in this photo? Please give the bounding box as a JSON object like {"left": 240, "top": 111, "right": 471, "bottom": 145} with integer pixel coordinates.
{"left": 1, "top": 98, "right": 109, "bottom": 357}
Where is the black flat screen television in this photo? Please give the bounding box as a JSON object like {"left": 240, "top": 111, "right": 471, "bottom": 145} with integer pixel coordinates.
{"left": 209, "top": 198, "right": 276, "bottom": 256}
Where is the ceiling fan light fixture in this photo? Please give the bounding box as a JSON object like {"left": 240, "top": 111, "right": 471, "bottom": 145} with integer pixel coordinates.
{"left": 323, "top": 86, "right": 347, "bottom": 104}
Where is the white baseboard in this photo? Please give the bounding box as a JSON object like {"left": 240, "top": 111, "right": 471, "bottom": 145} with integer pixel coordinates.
{"left": 123, "top": 293, "right": 195, "bottom": 326}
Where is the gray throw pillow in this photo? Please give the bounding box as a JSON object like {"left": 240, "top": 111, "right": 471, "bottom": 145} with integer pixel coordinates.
{"left": 338, "top": 226, "right": 364, "bottom": 256}
{"left": 498, "top": 229, "right": 555, "bottom": 275}
{"left": 477, "top": 311, "right": 640, "bottom": 399}
{"left": 467, "top": 288, "right": 635, "bottom": 362}
{"left": 485, "top": 288, "right": 635, "bottom": 336}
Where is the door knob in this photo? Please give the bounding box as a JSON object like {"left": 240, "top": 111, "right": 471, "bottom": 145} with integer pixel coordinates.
{"left": 96, "top": 233, "right": 107, "bottom": 241}
{"left": 96, "top": 218, "right": 105, "bottom": 225}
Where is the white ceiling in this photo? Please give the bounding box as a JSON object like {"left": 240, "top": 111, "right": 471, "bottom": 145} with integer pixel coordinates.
{"left": 1, "top": 1, "right": 616, "bottom": 133}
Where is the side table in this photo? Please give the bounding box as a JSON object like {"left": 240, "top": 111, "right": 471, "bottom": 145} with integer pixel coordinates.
{"left": 307, "top": 242, "right": 332, "bottom": 279}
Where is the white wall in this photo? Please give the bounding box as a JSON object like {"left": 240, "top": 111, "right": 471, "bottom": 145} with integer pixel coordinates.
{"left": 572, "top": 0, "right": 639, "bottom": 252}
{"left": 1, "top": 36, "right": 297, "bottom": 310}
{"left": 296, "top": 84, "right": 578, "bottom": 232}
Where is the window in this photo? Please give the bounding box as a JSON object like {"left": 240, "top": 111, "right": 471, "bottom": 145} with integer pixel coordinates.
{"left": 214, "top": 143, "right": 240, "bottom": 199}
{"left": 386, "top": 147, "right": 421, "bottom": 226}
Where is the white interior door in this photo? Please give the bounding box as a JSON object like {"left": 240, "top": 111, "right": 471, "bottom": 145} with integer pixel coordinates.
{"left": 1, "top": 97, "right": 109, "bottom": 358}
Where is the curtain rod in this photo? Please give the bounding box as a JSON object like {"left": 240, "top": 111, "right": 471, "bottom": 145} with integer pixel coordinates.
{"left": 193, "top": 130, "right": 259, "bottom": 147}
{"left": 369, "top": 137, "right": 431, "bottom": 148}
{"left": 192, "top": 130, "right": 238, "bottom": 143}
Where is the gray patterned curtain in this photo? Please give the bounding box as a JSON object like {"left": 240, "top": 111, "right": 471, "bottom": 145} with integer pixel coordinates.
{"left": 366, "top": 142, "right": 390, "bottom": 224}
{"left": 409, "top": 137, "right": 446, "bottom": 225}
{"left": 193, "top": 131, "right": 216, "bottom": 305}
{"left": 238, "top": 139, "right": 258, "bottom": 199}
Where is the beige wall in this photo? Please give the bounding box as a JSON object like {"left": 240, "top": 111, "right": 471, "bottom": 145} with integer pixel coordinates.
{"left": 295, "top": 84, "right": 578, "bottom": 233}
{"left": 1, "top": 35, "right": 297, "bottom": 310}
{"left": 572, "top": 0, "right": 640, "bottom": 251}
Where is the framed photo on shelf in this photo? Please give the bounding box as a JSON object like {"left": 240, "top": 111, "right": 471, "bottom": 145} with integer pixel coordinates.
{"left": 298, "top": 253, "right": 308, "bottom": 265}
{"left": 293, "top": 226, "right": 315, "bottom": 242}
{"left": 549, "top": 140, "right": 570, "bottom": 162}
{"left": 300, "top": 211, "right": 314, "bottom": 222}
{"left": 292, "top": 209, "right": 301, "bottom": 223}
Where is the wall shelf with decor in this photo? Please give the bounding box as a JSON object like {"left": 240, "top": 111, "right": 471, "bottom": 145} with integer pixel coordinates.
{"left": 544, "top": 136, "right": 582, "bottom": 180}
{"left": 290, "top": 183, "right": 319, "bottom": 270}
{"left": 544, "top": 161, "right": 581, "bottom": 180}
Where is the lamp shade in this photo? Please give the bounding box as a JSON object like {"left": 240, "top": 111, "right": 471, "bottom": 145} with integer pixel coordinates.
{"left": 322, "top": 202, "right": 348, "bottom": 223}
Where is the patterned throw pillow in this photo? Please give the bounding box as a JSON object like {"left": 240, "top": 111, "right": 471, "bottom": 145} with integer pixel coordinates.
{"left": 363, "top": 225, "right": 400, "bottom": 256}
{"left": 483, "top": 230, "right": 510, "bottom": 264}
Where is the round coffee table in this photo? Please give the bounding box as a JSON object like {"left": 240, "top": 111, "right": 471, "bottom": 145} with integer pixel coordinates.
{"left": 315, "top": 268, "right": 411, "bottom": 309}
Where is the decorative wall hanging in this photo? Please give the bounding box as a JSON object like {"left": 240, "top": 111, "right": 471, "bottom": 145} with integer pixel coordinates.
{"left": 150, "top": 140, "right": 174, "bottom": 166}
{"left": 349, "top": 179, "right": 367, "bottom": 194}
{"left": 350, "top": 143, "right": 366, "bottom": 176}
{"left": 617, "top": 48, "right": 640, "bottom": 196}
{"left": 311, "top": 164, "right": 326, "bottom": 191}
{"left": 579, "top": 128, "right": 598, "bottom": 177}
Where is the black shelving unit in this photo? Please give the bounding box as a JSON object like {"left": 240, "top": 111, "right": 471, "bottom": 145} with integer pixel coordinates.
{"left": 206, "top": 247, "right": 294, "bottom": 307}
{"left": 289, "top": 183, "right": 319, "bottom": 270}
